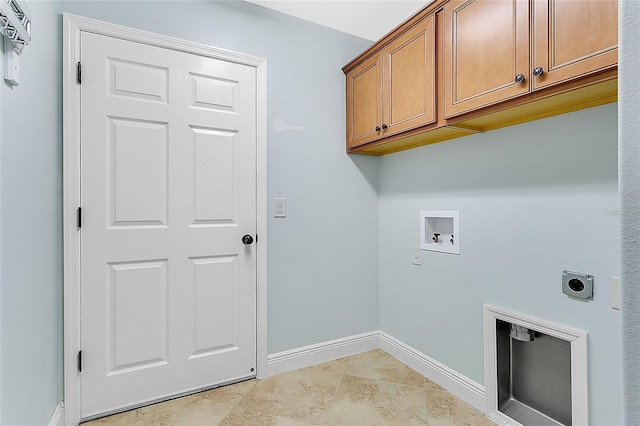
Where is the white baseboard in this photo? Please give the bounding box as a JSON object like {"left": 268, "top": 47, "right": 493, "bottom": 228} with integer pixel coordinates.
{"left": 267, "top": 331, "right": 379, "bottom": 376}
{"left": 49, "top": 402, "right": 65, "bottom": 426}
{"left": 378, "top": 332, "right": 486, "bottom": 412}
{"left": 266, "top": 330, "right": 486, "bottom": 414}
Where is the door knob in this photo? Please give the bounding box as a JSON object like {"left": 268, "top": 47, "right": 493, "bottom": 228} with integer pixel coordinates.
{"left": 515, "top": 74, "right": 525, "bottom": 83}
{"left": 532, "top": 67, "right": 544, "bottom": 77}
{"left": 242, "top": 234, "right": 254, "bottom": 245}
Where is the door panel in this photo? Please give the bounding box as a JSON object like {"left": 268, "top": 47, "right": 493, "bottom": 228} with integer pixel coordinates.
{"left": 190, "top": 128, "right": 238, "bottom": 224}
{"left": 81, "top": 32, "right": 256, "bottom": 418}
{"left": 533, "top": 0, "right": 617, "bottom": 89}
{"left": 108, "top": 260, "right": 169, "bottom": 373}
{"left": 109, "top": 118, "right": 169, "bottom": 227}
{"left": 190, "top": 256, "right": 237, "bottom": 357}
{"left": 190, "top": 73, "right": 239, "bottom": 112}
{"left": 109, "top": 59, "right": 169, "bottom": 103}
{"left": 384, "top": 15, "right": 436, "bottom": 136}
{"left": 444, "top": 0, "right": 530, "bottom": 117}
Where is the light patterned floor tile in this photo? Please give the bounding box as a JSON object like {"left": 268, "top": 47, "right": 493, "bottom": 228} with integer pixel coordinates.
{"left": 323, "top": 374, "right": 428, "bottom": 425}
{"left": 427, "top": 389, "right": 494, "bottom": 426}
{"left": 346, "top": 349, "right": 425, "bottom": 388}
{"left": 201, "top": 379, "right": 258, "bottom": 406}
{"left": 229, "top": 358, "right": 348, "bottom": 424}
{"left": 82, "top": 350, "right": 494, "bottom": 426}
{"left": 220, "top": 405, "right": 316, "bottom": 426}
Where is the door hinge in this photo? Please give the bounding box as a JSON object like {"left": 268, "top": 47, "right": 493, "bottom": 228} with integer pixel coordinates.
{"left": 78, "top": 350, "right": 83, "bottom": 373}
{"left": 77, "top": 207, "right": 82, "bottom": 229}
{"left": 255, "top": 234, "right": 258, "bottom": 243}
{"left": 76, "top": 62, "right": 82, "bottom": 84}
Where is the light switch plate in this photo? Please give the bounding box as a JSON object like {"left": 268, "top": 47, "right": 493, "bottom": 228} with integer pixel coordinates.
{"left": 611, "top": 276, "right": 620, "bottom": 310}
{"left": 411, "top": 246, "right": 422, "bottom": 266}
{"left": 274, "top": 198, "right": 286, "bottom": 218}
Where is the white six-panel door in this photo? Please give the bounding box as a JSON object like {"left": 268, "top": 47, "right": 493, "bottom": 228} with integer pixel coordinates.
{"left": 80, "top": 32, "right": 257, "bottom": 418}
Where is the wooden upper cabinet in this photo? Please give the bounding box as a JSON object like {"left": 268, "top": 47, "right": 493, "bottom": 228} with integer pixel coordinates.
{"left": 444, "top": 0, "right": 617, "bottom": 118}
{"left": 444, "top": 0, "right": 530, "bottom": 118}
{"left": 346, "top": 52, "right": 383, "bottom": 149}
{"left": 343, "top": 0, "right": 618, "bottom": 155}
{"left": 383, "top": 14, "right": 436, "bottom": 137}
{"left": 346, "top": 15, "right": 436, "bottom": 149}
{"left": 532, "top": 0, "right": 618, "bottom": 89}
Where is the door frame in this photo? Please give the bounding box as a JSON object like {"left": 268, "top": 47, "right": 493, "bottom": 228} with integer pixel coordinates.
{"left": 62, "top": 13, "right": 268, "bottom": 425}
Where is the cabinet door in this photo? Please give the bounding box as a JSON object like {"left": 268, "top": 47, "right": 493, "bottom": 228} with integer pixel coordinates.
{"left": 444, "top": 0, "right": 530, "bottom": 118}
{"left": 383, "top": 15, "right": 436, "bottom": 136}
{"left": 532, "top": 0, "right": 617, "bottom": 90}
{"left": 346, "top": 52, "right": 383, "bottom": 149}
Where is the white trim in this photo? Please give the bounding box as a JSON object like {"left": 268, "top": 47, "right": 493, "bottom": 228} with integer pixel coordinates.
{"left": 483, "top": 305, "right": 588, "bottom": 426}
{"left": 62, "top": 14, "right": 82, "bottom": 426}
{"left": 48, "top": 402, "right": 65, "bottom": 426}
{"left": 255, "top": 56, "right": 268, "bottom": 379}
{"left": 267, "top": 331, "right": 379, "bottom": 377}
{"left": 378, "top": 331, "right": 486, "bottom": 412}
{"left": 63, "top": 13, "right": 268, "bottom": 426}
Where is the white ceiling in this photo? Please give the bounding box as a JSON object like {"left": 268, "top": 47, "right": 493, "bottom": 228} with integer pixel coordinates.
{"left": 244, "top": 0, "right": 432, "bottom": 41}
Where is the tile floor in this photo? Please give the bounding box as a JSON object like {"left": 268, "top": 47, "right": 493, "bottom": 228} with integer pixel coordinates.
{"left": 85, "top": 349, "right": 495, "bottom": 425}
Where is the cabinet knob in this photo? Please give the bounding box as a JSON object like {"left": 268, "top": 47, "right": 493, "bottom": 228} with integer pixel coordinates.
{"left": 375, "top": 126, "right": 381, "bottom": 132}
{"left": 382, "top": 123, "right": 388, "bottom": 129}
{"left": 515, "top": 74, "right": 525, "bottom": 83}
{"left": 532, "top": 67, "right": 544, "bottom": 77}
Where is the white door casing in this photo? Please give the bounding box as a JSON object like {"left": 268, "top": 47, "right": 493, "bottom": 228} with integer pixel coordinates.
{"left": 63, "top": 14, "right": 268, "bottom": 425}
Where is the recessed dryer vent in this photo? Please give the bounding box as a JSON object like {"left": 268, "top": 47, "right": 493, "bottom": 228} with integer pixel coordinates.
{"left": 484, "top": 305, "right": 588, "bottom": 426}
{"left": 419, "top": 211, "right": 459, "bottom": 254}
{"left": 497, "top": 320, "right": 570, "bottom": 425}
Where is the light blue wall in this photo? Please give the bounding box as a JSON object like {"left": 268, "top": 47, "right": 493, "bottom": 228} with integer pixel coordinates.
{"left": 0, "top": 1, "right": 63, "bottom": 425}
{"left": 379, "top": 103, "right": 620, "bottom": 424}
